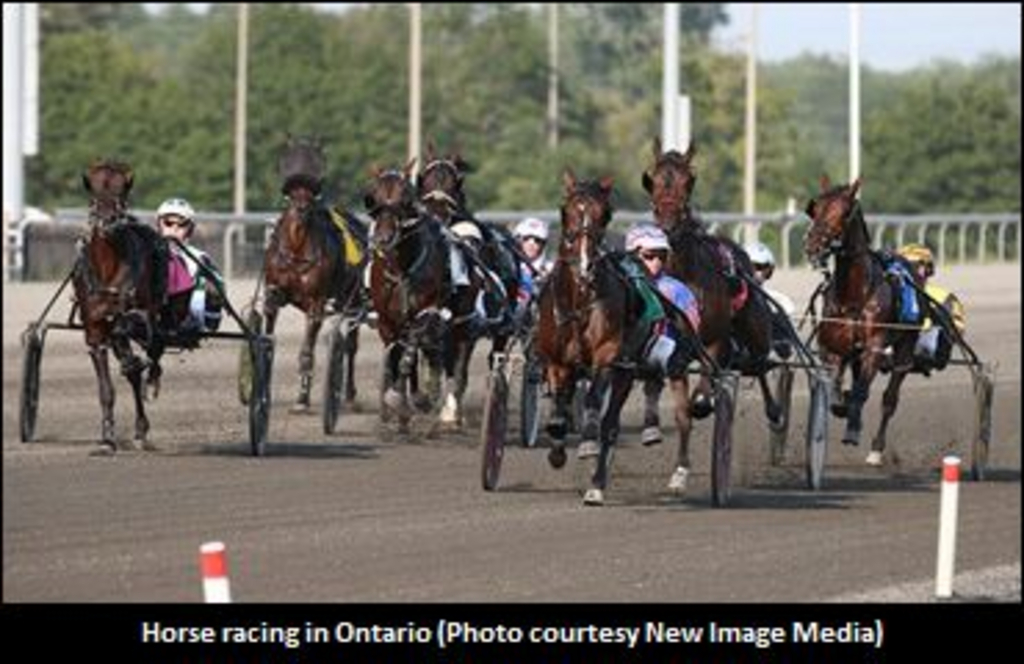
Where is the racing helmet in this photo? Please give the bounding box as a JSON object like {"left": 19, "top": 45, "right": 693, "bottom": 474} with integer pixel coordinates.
{"left": 514, "top": 216, "right": 549, "bottom": 242}
{"left": 625, "top": 224, "right": 670, "bottom": 253}
{"left": 156, "top": 197, "right": 196, "bottom": 235}
{"left": 898, "top": 243, "right": 935, "bottom": 277}
{"left": 451, "top": 220, "right": 484, "bottom": 243}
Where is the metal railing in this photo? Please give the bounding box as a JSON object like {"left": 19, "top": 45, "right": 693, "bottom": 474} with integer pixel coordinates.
{"left": 6, "top": 208, "right": 1020, "bottom": 281}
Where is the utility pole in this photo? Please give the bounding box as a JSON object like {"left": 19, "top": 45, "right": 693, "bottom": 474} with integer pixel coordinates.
{"left": 849, "top": 3, "right": 861, "bottom": 184}
{"left": 408, "top": 3, "right": 422, "bottom": 172}
{"left": 661, "top": 4, "right": 680, "bottom": 150}
{"left": 233, "top": 3, "right": 248, "bottom": 216}
{"left": 3, "top": 3, "right": 25, "bottom": 282}
{"left": 546, "top": 4, "right": 559, "bottom": 149}
{"left": 743, "top": 3, "right": 758, "bottom": 244}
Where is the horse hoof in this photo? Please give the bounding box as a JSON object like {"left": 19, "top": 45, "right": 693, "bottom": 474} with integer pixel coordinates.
{"left": 382, "top": 388, "right": 405, "bottom": 411}
{"left": 90, "top": 443, "right": 117, "bottom": 457}
{"left": 842, "top": 434, "right": 861, "bottom": 447}
{"left": 439, "top": 393, "right": 459, "bottom": 424}
{"left": 641, "top": 426, "right": 664, "bottom": 446}
{"left": 548, "top": 445, "right": 567, "bottom": 470}
{"left": 577, "top": 440, "right": 600, "bottom": 459}
{"left": 667, "top": 466, "right": 690, "bottom": 493}
{"left": 289, "top": 401, "right": 311, "bottom": 414}
{"left": 546, "top": 419, "right": 568, "bottom": 440}
{"left": 121, "top": 438, "right": 141, "bottom": 452}
{"left": 689, "top": 393, "right": 714, "bottom": 420}
{"left": 583, "top": 488, "right": 604, "bottom": 506}
{"left": 141, "top": 439, "right": 160, "bottom": 452}
{"left": 865, "top": 451, "right": 883, "bottom": 467}
{"left": 411, "top": 393, "right": 433, "bottom": 414}
{"left": 830, "top": 403, "right": 848, "bottom": 418}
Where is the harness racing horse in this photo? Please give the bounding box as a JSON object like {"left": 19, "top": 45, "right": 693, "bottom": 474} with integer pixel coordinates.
{"left": 416, "top": 143, "right": 522, "bottom": 422}
{"left": 804, "top": 175, "right": 918, "bottom": 466}
{"left": 642, "top": 137, "right": 779, "bottom": 492}
{"left": 536, "top": 169, "right": 695, "bottom": 505}
{"left": 261, "top": 136, "right": 368, "bottom": 412}
{"left": 72, "top": 159, "right": 170, "bottom": 454}
{"left": 363, "top": 161, "right": 483, "bottom": 432}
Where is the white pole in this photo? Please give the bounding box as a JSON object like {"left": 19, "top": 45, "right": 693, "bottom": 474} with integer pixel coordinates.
{"left": 547, "top": 4, "right": 559, "bottom": 149}
{"left": 200, "top": 541, "right": 232, "bottom": 603}
{"left": 22, "top": 2, "right": 39, "bottom": 157}
{"left": 743, "top": 3, "right": 758, "bottom": 244}
{"left": 935, "top": 455, "right": 961, "bottom": 599}
{"left": 849, "top": 3, "right": 861, "bottom": 183}
{"left": 3, "top": 3, "right": 26, "bottom": 283}
{"left": 661, "top": 4, "right": 680, "bottom": 150}
{"left": 233, "top": 4, "right": 248, "bottom": 216}
{"left": 408, "top": 3, "right": 422, "bottom": 173}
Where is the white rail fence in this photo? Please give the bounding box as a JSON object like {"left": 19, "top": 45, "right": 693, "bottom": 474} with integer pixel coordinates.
{"left": 6, "top": 208, "right": 1020, "bottom": 281}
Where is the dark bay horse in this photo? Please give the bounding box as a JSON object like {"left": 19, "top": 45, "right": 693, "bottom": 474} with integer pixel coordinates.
{"left": 642, "top": 137, "right": 779, "bottom": 492}
{"left": 416, "top": 143, "right": 522, "bottom": 423}
{"left": 536, "top": 169, "right": 694, "bottom": 505}
{"left": 804, "top": 175, "right": 918, "bottom": 466}
{"left": 363, "top": 161, "right": 482, "bottom": 431}
{"left": 262, "top": 136, "right": 368, "bottom": 412}
{"left": 72, "top": 159, "right": 170, "bottom": 454}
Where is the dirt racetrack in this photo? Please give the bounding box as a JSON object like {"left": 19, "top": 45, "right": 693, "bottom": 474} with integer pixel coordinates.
{"left": 3, "top": 264, "right": 1020, "bottom": 603}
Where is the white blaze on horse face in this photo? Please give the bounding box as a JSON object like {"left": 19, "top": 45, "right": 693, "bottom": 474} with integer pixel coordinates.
{"left": 579, "top": 204, "right": 591, "bottom": 275}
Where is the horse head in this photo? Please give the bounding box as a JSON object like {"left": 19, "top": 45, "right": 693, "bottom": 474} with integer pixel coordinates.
{"left": 279, "top": 134, "right": 327, "bottom": 203}
{"left": 642, "top": 136, "right": 697, "bottom": 233}
{"left": 364, "top": 159, "right": 419, "bottom": 252}
{"left": 559, "top": 168, "right": 614, "bottom": 280}
{"left": 82, "top": 159, "right": 133, "bottom": 225}
{"left": 803, "top": 174, "right": 863, "bottom": 269}
{"left": 417, "top": 142, "right": 471, "bottom": 221}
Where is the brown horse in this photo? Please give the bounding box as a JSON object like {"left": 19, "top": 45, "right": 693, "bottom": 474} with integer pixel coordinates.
{"left": 804, "top": 175, "right": 918, "bottom": 466}
{"left": 71, "top": 159, "right": 170, "bottom": 454}
{"left": 416, "top": 142, "right": 522, "bottom": 420}
{"left": 363, "top": 161, "right": 482, "bottom": 431}
{"left": 641, "top": 137, "right": 779, "bottom": 492}
{"left": 536, "top": 169, "right": 697, "bottom": 505}
{"left": 261, "top": 136, "right": 367, "bottom": 412}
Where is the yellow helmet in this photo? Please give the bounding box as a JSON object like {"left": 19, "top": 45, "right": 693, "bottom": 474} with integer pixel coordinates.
{"left": 898, "top": 243, "right": 935, "bottom": 276}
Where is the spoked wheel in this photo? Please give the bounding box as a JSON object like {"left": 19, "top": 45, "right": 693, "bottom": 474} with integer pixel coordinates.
{"left": 519, "top": 351, "right": 542, "bottom": 448}
{"left": 481, "top": 366, "right": 510, "bottom": 491}
{"left": 20, "top": 324, "right": 44, "bottom": 443}
{"left": 805, "top": 369, "right": 830, "bottom": 490}
{"left": 569, "top": 377, "right": 588, "bottom": 434}
{"left": 238, "top": 308, "right": 263, "bottom": 406}
{"left": 322, "top": 323, "right": 347, "bottom": 435}
{"left": 248, "top": 334, "right": 274, "bottom": 456}
{"left": 711, "top": 372, "right": 738, "bottom": 507}
{"left": 769, "top": 364, "right": 795, "bottom": 466}
{"left": 970, "top": 365, "right": 995, "bottom": 481}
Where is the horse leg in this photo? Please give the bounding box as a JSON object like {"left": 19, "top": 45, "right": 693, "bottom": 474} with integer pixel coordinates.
{"left": 88, "top": 345, "right": 118, "bottom": 454}
{"left": 440, "top": 332, "right": 474, "bottom": 429}
{"left": 291, "top": 313, "right": 323, "bottom": 413}
{"left": 641, "top": 375, "right": 664, "bottom": 446}
{"left": 690, "top": 341, "right": 722, "bottom": 420}
{"left": 842, "top": 358, "right": 877, "bottom": 448}
{"left": 868, "top": 350, "right": 912, "bottom": 466}
{"left": 111, "top": 336, "right": 150, "bottom": 451}
{"left": 757, "top": 372, "right": 783, "bottom": 426}
{"left": 826, "top": 352, "right": 848, "bottom": 418}
{"left": 577, "top": 370, "right": 609, "bottom": 459}
{"left": 584, "top": 367, "right": 633, "bottom": 506}
{"left": 666, "top": 375, "right": 694, "bottom": 493}
{"left": 545, "top": 365, "right": 574, "bottom": 469}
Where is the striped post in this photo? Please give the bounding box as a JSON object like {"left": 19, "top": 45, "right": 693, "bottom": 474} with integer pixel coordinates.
{"left": 200, "top": 541, "right": 232, "bottom": 603}
{"left": 935, "top": 456, "right": 961, "bottom": 599}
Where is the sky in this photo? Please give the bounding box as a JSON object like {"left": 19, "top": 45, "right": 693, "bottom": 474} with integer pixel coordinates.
{"left": 717, "top": 3, "right": 1021, "bottom": 71}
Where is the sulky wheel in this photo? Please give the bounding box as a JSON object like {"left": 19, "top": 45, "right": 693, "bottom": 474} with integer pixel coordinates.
{"left": 805, "top": 370, "right": 830, "bottom": 490}
{"left": 322, "top": 324, "right": 347, "bottom": 435}
{"left": 248, "top": 334, "right": 274, "bottom": 457}
{"left": 481, "top": 367, "right": 510, "bottom": 491}
{"left": 711, "top": 372, "right": 738, "bottom": 508}
{"left": 768, "top": 364, "right": 795, "bottom": 466}
{"left": 20, "top": 324, "right": 45, "bottom": 443}
{"left": 238, "top": 308, "right": 264, "bottom": 406}
{"left": 519, "top": 350, "right": 543, "bottom": 448}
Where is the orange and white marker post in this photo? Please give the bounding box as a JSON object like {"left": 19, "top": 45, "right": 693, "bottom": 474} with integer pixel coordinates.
{"left": 200, "top": 541, "right": 232, "bottom": 603}
{"left": 935, "top": 456, "right": 961, "bottom": 599}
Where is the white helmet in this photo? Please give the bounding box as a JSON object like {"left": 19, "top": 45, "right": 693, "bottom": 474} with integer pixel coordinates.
{"left": 157, "top": 197, "right": 195, "bottom": 223}
{"left": 745, "top": 241, "right": 775, "bottom": 267}
{"left": 451, "top": 220, "right": 483, "bottom": 243}
{"left": 625, "top": 223, "right": 670, "bottom": 253}
{"left": 513, "top": 216, "right": 549, "bottom": 241}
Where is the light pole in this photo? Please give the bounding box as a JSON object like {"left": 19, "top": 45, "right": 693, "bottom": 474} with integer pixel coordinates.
{"left": 743, "top": 3, "right": 758, "bottom": 244}
{"left": 849, "top": 3, "right": 861, "bottom": 183}
{"left": 408, "top": 3, "right": 422, "bottom": 172}
{"left": 233, "top": 3, "right": 248, "bottom": 216}
{"left": 661, "top": 4, "right": 680, "bottom": 150}
{"left": 547, "top": 4, "right": 559, "bottom": 149}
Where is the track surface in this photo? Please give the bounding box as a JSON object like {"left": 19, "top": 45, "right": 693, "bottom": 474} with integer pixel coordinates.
{"left": 3, "top": 265, "right": 1020, "bottom": 602}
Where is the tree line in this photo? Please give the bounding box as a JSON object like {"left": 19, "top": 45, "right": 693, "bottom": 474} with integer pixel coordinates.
{"left": 27, "top": 3, "right": 1021, "bottom": 217}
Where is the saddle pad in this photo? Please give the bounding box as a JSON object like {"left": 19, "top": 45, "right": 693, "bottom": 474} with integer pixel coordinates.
{"left": 330, "top": 208, "right": 364, "bottom": 266}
